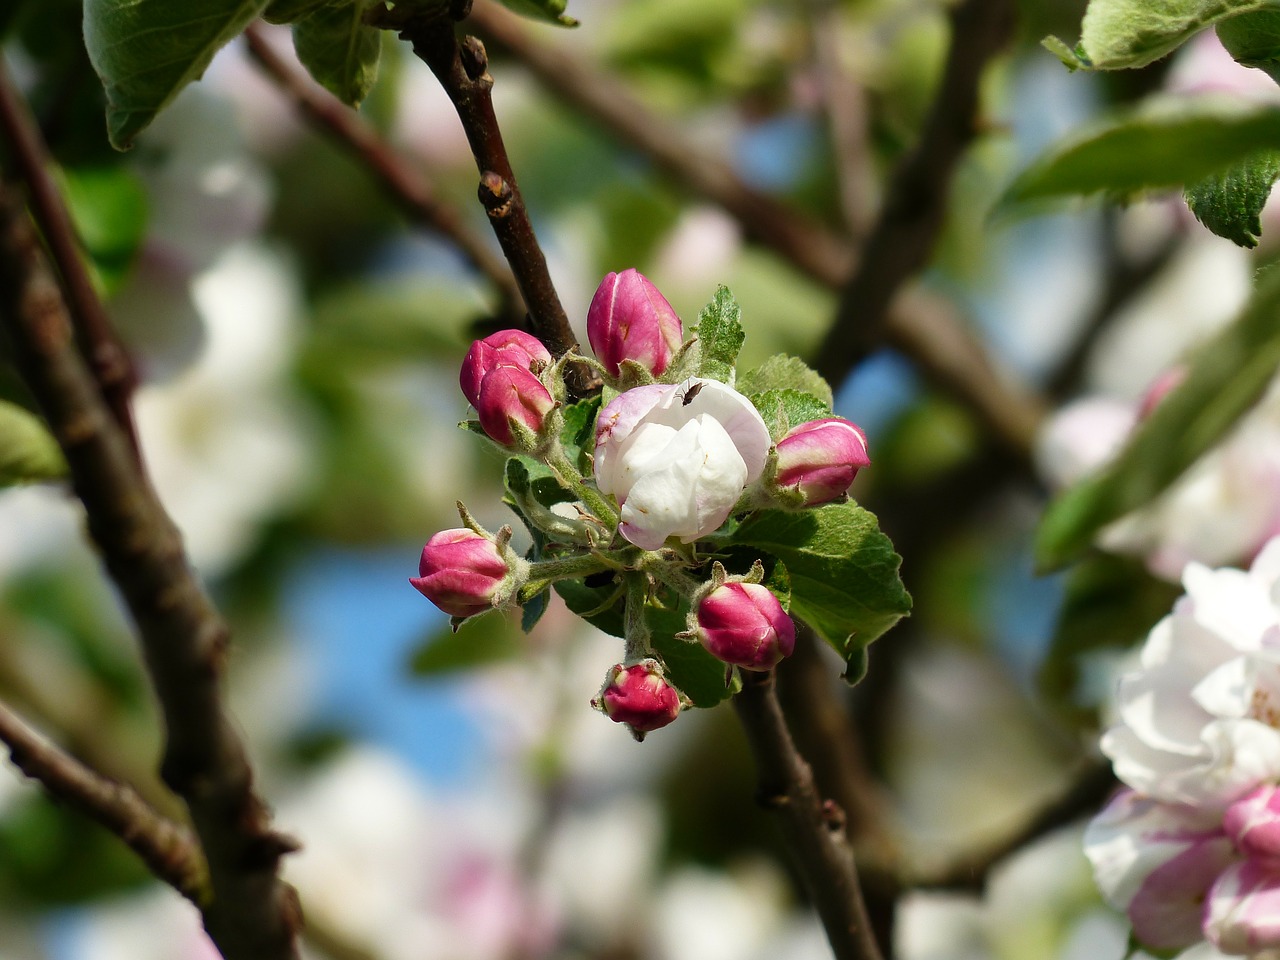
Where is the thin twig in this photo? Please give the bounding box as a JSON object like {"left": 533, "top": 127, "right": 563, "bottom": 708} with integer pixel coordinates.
{"left": 817, "top": 0, "right": 1017, "bottom": 381}
{"left": 374, "top": 3, "right": 580, "bottom": 374}
{"left": 241, "top": 23, "right": 526, "bottom": 325}
{"left": 0, "top": 696, "right": 207, "bottom": 901}
{"left": 0, "top": 182, "right": 301, "bottom": 960}
{"left": 732, "top": 668, "right": 883, "bottom": 960}
{"left": 466, "top": 0, "right": 1043, "bottom": 457}
{"left": 0, "top": 55, "right": 141, "bottom": 457}
{"left": 801, "top": 0, "right": 877, "bottom": 237}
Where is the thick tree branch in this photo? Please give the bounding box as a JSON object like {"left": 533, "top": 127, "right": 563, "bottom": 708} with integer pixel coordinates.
{"left": 0, "top": 697, "right": 207, "bottom": 901}
{"left": 466, "top": 0, "right": 1043, "bottom": 457}
{"left": 732, "top": 668, "right": 883, "bottom": 960}
{"left": 241, "top": 23, "right": 526, "bottom": 325}
{"left": 372, "top": 4, "right": 580, "bottom": 373}
{"left": 0, "top": 56, "right": 140, "bottom": 457}
{"left": 0, "top": 183, "right": 301, "bottom": 960}
{"left": 817, "top": 0, "right": 1016, "bottom": 378}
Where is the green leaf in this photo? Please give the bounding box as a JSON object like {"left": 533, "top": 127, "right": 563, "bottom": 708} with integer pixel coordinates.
{"left": 1218, "top": 10, "right": 1280, "bottom": 85}
{"left": 0, "top": 401, "right": 67, "bottom": 486}
{"left": 497, "top": 0, "right": 578, "bottom": 27}
{"left": 694, "top": 285, "right": 746, "bottom": 384}
{"left": 1037, "top": 264, "right": 1280, "bottom": 570}
{"left": 1185, "top": 150, "right": 1280, "bottom": 247}
{"left": 1076, "top": 0, "right": 1278, "bottom": 70}
{"left": 999, "top": 97, "right": 1280, "bottom": 210}
{"left": 408, "top": 611, "right": 523, "bottom": 675}
{"left": 263, "top": 0, "right": 334, "bottom": 24}
{"left": 84, "top": 0, "right": 270, "bottom": 149}
{"left": 1039, "top": 555, "right": 1179, "bottom": 725}
{"left": 732, "top": 502, "right": 911, "bottom": 677}
{"left": 559, "top": 396, "right": 601, "bottom": 472}
{"left": 737, "top": 354, "right": 833, "bottom": 409}
{"left": 59, "top": 165, "right": 149, "bottom": 294}
{"left": 292, "top": 2, "right": 382, "bottom": 107}
{"left": 750, "top": 389, "right": 832, "bottom": 442}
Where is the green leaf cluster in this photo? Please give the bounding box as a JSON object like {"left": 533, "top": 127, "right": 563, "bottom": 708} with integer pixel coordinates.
{"left": 1037, "top": 263, "right": 1280, "bottom": 569}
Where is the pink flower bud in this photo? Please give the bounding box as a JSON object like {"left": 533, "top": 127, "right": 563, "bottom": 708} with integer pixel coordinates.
{"left": 475, "top": 363, "right": 555, "bottom": 448}
{"left": 1226, "top": 785, "right": 1280, "bottom": 864}
{"left": 1207, "top": 859, "right": 1280, "bottom": 955}
{"left": 774, "top": 417, "right": 870, "bottom": 506}
{"left": 586, "top": 269, "right": 683, "bottom": 378}
{"left": 593, "top": 661, "right": 682, "bottom": 734}
{"left": 460, "top": 329, "right": 552, "bottom": 408}
{"left": 410, "top": 529, "right": 510, "bottom": 618}
{"left": 695, "top": 582, "right": 795, "bottom": 670}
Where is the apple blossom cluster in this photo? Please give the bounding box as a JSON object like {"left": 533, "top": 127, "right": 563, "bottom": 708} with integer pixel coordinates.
{"left": 411, "top": 269, "right": 874, "bottom": 738}
{"left": 1085, "top": 538, "right": 1280, "bottom": 957}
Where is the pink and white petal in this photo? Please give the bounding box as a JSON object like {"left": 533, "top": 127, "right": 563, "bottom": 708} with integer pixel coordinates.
{"left": 1102, "top": 725, "right": 1212, "bottom": 804}
{"left": 1143, "top": 605, "right": 1241, "bottom": 678}
{"left": 1192, "top": 657, "right": 1256, "bottom": 721}
{"left": 1183, "top": 564, "right": 1279, "bottom": 653}
{"left": 1128, "top": 835, "right": 1238, "bottom": 951}
{"left": 1085, "top": 789, "right": 1225, "bottom": 911}
{"left": 1198, "top": 719, "right": 1280, "bottom": 805}
{"left": 1116, "top": 667, "right": 1216, "bottom": 756}
{"left": 1206, "top": 860, "right": 1280, "bottom": 955}
{"left": 673, "top": 380, "right": 771, "bottom": 481}
{"left": 593, "top": 384, "right": 674, "bottom": 495}
{"left": 1250, "top": 536, "right": 1280, "bottom": 596}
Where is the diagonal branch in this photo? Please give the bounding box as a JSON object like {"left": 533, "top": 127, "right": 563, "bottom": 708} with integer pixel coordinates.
{"left": 0, "top": 55, "right": 141, "bottom": 457}
{"left": 732, "top": 668, "right": 884, "bottom": 960}
{"left": 0, "top": 181, "right": 301, "bottom": 960}
{"left": 817, "top": 0, "right": 1017, "bottom": 379}
{"left": 465, "top": 0, "right": 1044, "bottom": 457}
{"left": 241, "top": 23, "right": 526, "bottom": 325}
{"left": 372, "top": 3, "right": 578, "bottom": 368}
{"left": 0, "top": 696, "right": 207, "bottom": 902}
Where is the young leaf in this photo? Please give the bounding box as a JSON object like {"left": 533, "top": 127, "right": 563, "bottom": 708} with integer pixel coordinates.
{"left": 84, "top": 0, "right": 270, "bottom": 149}
{"left": 497, "top": 0, "right": 578, "bottom": 27}
{"left": 1077, "top": 0, "right": 1276, "bottom": 70}
{"left": 1184, "top": 150, "right": 1280, "bottom": 248}
{"left": 737, "top": 354, "right": 834, "bottom": 409}
{"left": 1036, "top": 264, "right": 1280, "bottom": 570}
{"left": 263, "top": 0, "right": 334, "bottom": 24}
{"left": 999, "top": 97, "right": 1280, "bottom": 210}
{"left": 750, "top": 389, "right": 832, "bottom": 441}
{"left": 59, "top": 165, "right": 149, "bottom": 294}
{"left": 0, "top": 401, "right": 67, "bottom": 486}
{"left": 292, "top": 2, "right": 382, "bottom": 107}
{"left": 1218, "top": 9, "right": 1280, "bottom": 86}
{"left": 731, "top": 502, "right": 911, "bottom": 679}
{"left": 694, "top": 286, "right": 746, "bottom": 385}
{"left": 408, "top": 611, "right": 523, "bottom": 675}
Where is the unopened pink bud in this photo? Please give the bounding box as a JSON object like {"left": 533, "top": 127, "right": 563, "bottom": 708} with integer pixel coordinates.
{"left": 695, "top": 582, "right": 795, "bottom": 670}
{"left": 593, "top": 661, "right": 682, "bottom": 734}
{"left": 475, "top": 363, "right": 555, "bottom": 448}
{"left": 1226, "top": 785, "right": 1280, "bottom": 864}
{"left": 774, "top": 417, "right": 870, "bottom": 506}
{"left": 410, "top": 529, "right": 510, "bottom": 618}
{"left": 460, "top": 329, "right": 552, "bottom": 408}
{"left": 586, "top": 269, "right": 683, "bottom": 378}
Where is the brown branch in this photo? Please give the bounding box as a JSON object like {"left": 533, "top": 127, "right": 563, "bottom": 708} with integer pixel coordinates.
{"left": 0, "top": 55, "right": 141, "bottom": 457}
{"left": 241, "top": 23, "right": 526, "bottom": 325}
{"left": 0, "top": 182, "right": 301, "bottom": 960}
{"left": 905, "top": 758, "right": 1116, "bottom": 891}
{"left": 465, "top": 0, "right": 1043, "bottom": 458}
{"left": 817, "top": 0, "right": 1017, "bottom": 381}
{"left": 732, "top": 668, "right": 883, "bottom": 960}
{"left": 0, "top": 696, "right": 207, "bottom": 901}
{"left": 372, "top": 3, "right": 578, "bottom": 368}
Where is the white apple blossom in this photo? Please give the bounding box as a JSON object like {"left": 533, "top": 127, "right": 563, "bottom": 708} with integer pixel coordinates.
{"left": 593, "top": 378, "right": 771, "bottom": 550}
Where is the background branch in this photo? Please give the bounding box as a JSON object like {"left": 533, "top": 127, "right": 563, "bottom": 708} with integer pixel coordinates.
{"left": 0, "top": 56, "right": 140, "bottom": 457}
{"left": 817, "top": 0, "right": 1017, "bottom": 379}
{"left": 0, "top": 182, "right": 301, "bottom": 960}
{"left": 466, "top": 0, "right": 1043, "bottom": 457}
{"left": 0, "top": 696, "right": 207, "bottom": 902}
{"left": 732, "top": 668, "right": 884, "bottom": 960}
{"left": 242, "top": 23, "right": 526, "bottom": 325}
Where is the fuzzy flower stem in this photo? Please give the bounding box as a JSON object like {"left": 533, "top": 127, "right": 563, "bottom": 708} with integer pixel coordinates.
{"left": 623, "top": 572, "right": 654, "bottom": 663}
{"left": 519, "top": 551, "right": 625, "bottom": 602}
{"left": 542, "top": 447, "right": 620, "bottom": 531}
